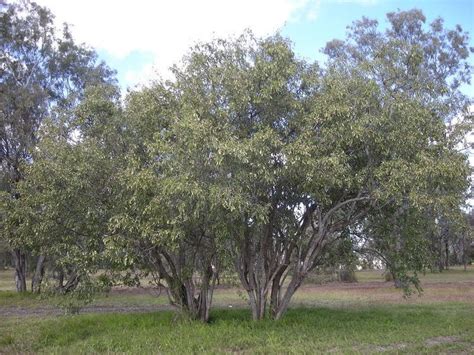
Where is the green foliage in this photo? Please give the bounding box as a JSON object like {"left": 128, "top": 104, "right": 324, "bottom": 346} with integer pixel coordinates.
{"left": 41, "top": 275, "right": 111, "bottom": 315}
{"left": 1, "top": 5, "right": 472, "bottom": 321}
{"left": 0, "top": 0, "right": 116, "bottom": 187}
{"left": 322, "top": 9, "right": 473, "bottom": 294}
{"left": 0, "top": 0, "right": 118, "bottom": 292}
{"left": 1, "top": 83, "right": 122, "bottom": 296}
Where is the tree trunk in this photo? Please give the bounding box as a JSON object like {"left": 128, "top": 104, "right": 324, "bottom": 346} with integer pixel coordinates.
{"left": 195, "top": 264, "right": 217, "bottom": 322}
{"left": 56, "top": 271, "right": 80, "bottom": 293}
{"left": 394, "top": 278, "right": 404, "bottom": 289}
{"left": 172, "top": 276, "right": 216, "bottom": 322}
{"left": 238, "top": 265, "right": 269, "bottom": 320}
{"left": 462, "top": 232, "right": 467, "bottom": 271}
{"left": 157, "top": 252, "right": 217, "bottom": 323}
{"left": 13, "top": 249, "right": 27, "bottom": 292}
{"left": 234, "top": 217, "right": 278, "bottom": 321}
{"left": 57, "top": 269, "right": 65, "bottom": 288}
{"left": 271, "top": 271, "right": 305, "bottom": 320}
{"left": 256, "top": 289, "right": 267, "bottom": 320}
{"left": 269, "top": 266, "right": 288, "bottom": 319}
{"left": 444, "top": 239, "right": 449, "bottom": 270}
{"left": 31, "top": 255, "right": 46, "bottom": 293}
{"left": 438, "top": 238, "right": 444, "bottom": 272}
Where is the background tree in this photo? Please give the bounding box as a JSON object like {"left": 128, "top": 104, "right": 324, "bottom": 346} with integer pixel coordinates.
{"left": 1, "top": 84, "right": 122, "bottom": 298}
{"left": 321, "top": 8, "right": 473, "bottom": 288}
{"left": 0, "top": 0, "right": 116, "bottom": 291}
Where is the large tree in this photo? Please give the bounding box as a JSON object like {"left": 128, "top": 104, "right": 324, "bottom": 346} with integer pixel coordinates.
{"left": 324, "top": 8, "right": 473, "bottom": 281}
{"left": 0, "top": 0, "right": 116, "bottom": 291}
{"left": 122, "top": 10, "right": 472, "bottom": 320}
{"left": 260, "top": 10, "right": 472, "bottom": 319}
{"left": 107, "top": 78, "right": 231, "bottom": 321}
{"left": 2, "top": 7, "right": 470, "bottom": 323}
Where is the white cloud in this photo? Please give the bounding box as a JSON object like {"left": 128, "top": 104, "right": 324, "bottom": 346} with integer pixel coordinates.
{"left": 122, "top": 63, "right": 157, "bottom": 90}
{"left": 304, "top": 0, "right": 321, "bottom": 21}
{"left": 330, "top": 0, "right": 378, "bottom": 4}
{"left": 35, "top": 0, "right": 320, "bottom": 85}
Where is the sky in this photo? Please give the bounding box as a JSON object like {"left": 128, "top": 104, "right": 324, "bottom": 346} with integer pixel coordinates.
{"left": 11, "top": 0, "right": 473, "bottom": 205}
{"left": 32, "top": 0, "right": 474, "bottom": 191}
{"left": 33, "top": 0, "right": 474, "bottom": 95}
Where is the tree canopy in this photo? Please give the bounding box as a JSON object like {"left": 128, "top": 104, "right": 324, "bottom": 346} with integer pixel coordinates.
{"left": 0, "top": 0, "right": 117, "bottom": 292}
{"left": 1, "top": 5, "right": 472, "bottom": 321}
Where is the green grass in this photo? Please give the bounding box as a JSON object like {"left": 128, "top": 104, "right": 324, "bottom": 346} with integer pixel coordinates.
{"left": 0, "top": 290, "right": 48, "bottom": 307}
{"left": 0, "top": 269, "right": 15, "bottom": 291}
{"left": 2, "top": 266, "right": 472, "bottom": 310}
{"left": 1, "top": 266, "right": 473, "bottom": 353}
{"left": 1, "top": 304, "right": 473, "bottom": 353}
{"left": 356, "top": 266, "right": 474, "bottom": 283}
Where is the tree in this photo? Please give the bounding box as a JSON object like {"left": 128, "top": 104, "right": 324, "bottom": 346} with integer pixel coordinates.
{"left": 2, "top": 84, "right": 124, "bottom": 308}
{"left": 120, "top": 10, "right": 471, "bottom": 320}
{"left": 259, "top": 10, "right": 472, "bottom": 318}
{"left": 2, "top": 6, "right": 470, "bottom": 324}
{"left": 1, "top": 83, "right": 122, "bottom": 297}
{"left": 323, "top": 9, "right": 472, "bottom": 282}
{"left": 0, "top": 0, "right": 116, "bottom": 291}
{"left": 106, "top": 77, "right": 232, "bottom": 321}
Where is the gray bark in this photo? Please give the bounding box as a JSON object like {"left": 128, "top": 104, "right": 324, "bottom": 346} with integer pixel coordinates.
{"left": 152, "top": 247, "right": 217, "bottom": 322}
{"left": 273, "top": 276, "right": 302, "bottom": 320}
{"left": 234, "top": 196, "right": 369, "bottom": 320}
{"left": 13, "top": 249, "right": 27, "bottom": 292}
{"left": 31, "top": 255, "right": 46, "bottom": 293}
{"left": 445, "top": 239, "right": 449, "bottom": 270}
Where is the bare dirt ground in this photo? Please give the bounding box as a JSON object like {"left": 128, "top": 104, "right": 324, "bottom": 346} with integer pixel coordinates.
{"left": 0, "top": 303, "right": 170, "bottom": 317}
{"left": 2, "top": 267, "right": 473, "bottom": 318}
{"left": 2, "top": 278, "right": 473, "bottom": 318}
{"left": 296, "top": 279, "right": 474, "bottom": 303}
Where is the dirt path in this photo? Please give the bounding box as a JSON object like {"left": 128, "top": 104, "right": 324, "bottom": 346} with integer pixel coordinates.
{"left": 301, "top": 280, "right": 474, "bottom": 291}
{"left": 0, "top": 304, "right": 173, "bottom": 317}
{"left": 2, "top": 280, "right": 473, "bottom": 318}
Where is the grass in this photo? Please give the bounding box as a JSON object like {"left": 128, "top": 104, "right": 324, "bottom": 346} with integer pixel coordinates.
{"left": 0, "top": 269, "right": 15, "bottom": 291}
{"left": 1, "top": 266, "right": 473, "bottom": 353}
{"left": 1, "top": 304, "right": 473, "bottom": 353}
{"left": 355, "top": 267, "right": 474, "bottom": 283}
{"left": 2, "top": 267, "right": 473, "bottom": 310}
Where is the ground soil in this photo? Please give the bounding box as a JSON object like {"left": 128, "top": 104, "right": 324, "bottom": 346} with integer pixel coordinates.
{"left": 2, "top": 278, "right": 473, "bottom": 318}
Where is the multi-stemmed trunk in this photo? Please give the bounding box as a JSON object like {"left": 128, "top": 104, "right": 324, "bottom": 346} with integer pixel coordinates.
{"left": 150, "top": 245, "right": 218, "bottom": 322}
{"left": 269, "top": 234, "right": 329, "bottom": 320}
{"left": 13, "top": 249, "right": 27, "bottom": 292}
{"left": 165, "top": 271, "right": 217, "bottom": 322}
{"left": 31, "top": 255, "right": 46, "bottom": 293}
{"left": 172, "top": 264, "right": 217, "bottom": 322}
{"left": 55, "top": 269, "right": 81, "bottom": 293}
{"left": 270, "top": 273, "right": 304, "bottom": 320}
{"left": 234, "top": 218, "right": 286, "bottom": 321}
{"left": 235, "top": 237, "right": 316, "bottom": 321}
{"left": 234, "top": 196, "right": 369, "bottom": 320}
{"left": 235, "top": 226, "right": 324, "bottom": 320}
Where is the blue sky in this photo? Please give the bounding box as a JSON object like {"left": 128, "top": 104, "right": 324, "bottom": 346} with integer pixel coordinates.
{"left": 29, "top": 0, "right": 474, "bottom": 199}
{"left": 282, "top": 0, "right": 474, "bottom": 97}
{"left": 37, "top": 0, "right": 473, "bottom": 95}
{"left": 283, "top": 0, "right": 474, "bottom": 63}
